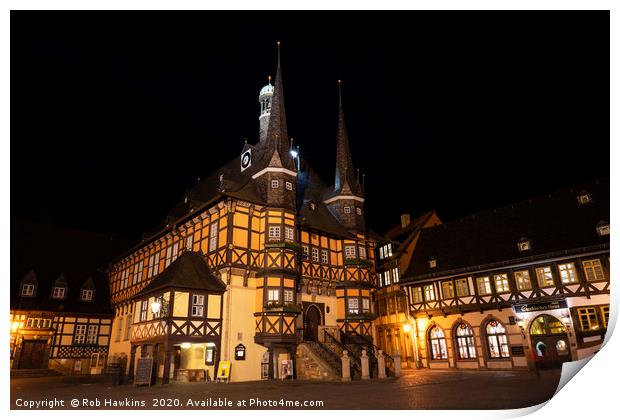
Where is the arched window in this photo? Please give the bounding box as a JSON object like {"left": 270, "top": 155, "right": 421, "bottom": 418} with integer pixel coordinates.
{"left": 486, "top": 320, "right": 510, "bottom": 358}
{"left": 428, "top": 326, "right": 447, "bottom": 360}
{"left": 455, "top": 322, "right": 476, "bottom": 359}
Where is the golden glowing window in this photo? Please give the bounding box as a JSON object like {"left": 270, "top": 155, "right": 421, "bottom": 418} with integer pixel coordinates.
{"left": 476, "top": 277, "right": 492, "bottom": 295}
{"left": 514, "top": 270, "right": 532, "bottom": 290}
{"left": 412, "top": 287, "right": 423, "bottom": 304}
{"left": 583, "top": 259, "right": 605, "bottom": 281}
{"left": 494, "top": 274, "right": 510, "bottom": 293}
{"left": 455, "top": 278, "right": 469, "bottom": 296}
{"left": 577, "top": 307, "right": 599, "bottom": 331}
{"left": 441, "top": 281, "right": 454, "bottom": 299}
{"left": 424, "top": 284, "right": 436, "bottom": 301}
{"left": 558, "top": 263, "right": 578, "bottom": 284}
{"left": 601, "top": 305, "right": 609, "bottom": 329}
{"left": 536, "top": 266, "right": 554, "bottom": 287}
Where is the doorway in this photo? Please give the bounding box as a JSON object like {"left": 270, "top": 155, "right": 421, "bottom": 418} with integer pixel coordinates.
{"left": 18, "top": 340, "right": 48, "bottom": 369}
{"left": 529, "top": 314, "right": 572, "bottom": 369}
{"left": 304, "top": 305, "right": 322, "bottom": 342}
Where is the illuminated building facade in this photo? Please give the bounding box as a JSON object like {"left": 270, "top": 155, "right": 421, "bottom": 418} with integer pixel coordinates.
{"left": 397, "top": 180, "right": 610, "bottom": 370}
{"left": 106, "top": 46, "right": 380, "bottom": 383}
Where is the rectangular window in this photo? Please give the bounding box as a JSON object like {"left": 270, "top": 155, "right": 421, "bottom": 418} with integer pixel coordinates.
{"left": 284, "top": 226, "right": 294, "bottom": 242}
{"left": 301, "top": 245, "right": 309, "bottom": 259}
{"left": 165, "top": 246, "right": 172, "bottom": 268}
{"left": 285, "top": 181, "right": 293, "bottom": 191}
{"left": 80, "top": 289, "right": 94, "bottom": 301}
{"left": 455, "top": 278, "right": 469, "bottom": 296}
{"left": 362, "top": 298, "right": 370, "bottom": 313}
{"left": 412, "top": 287, "right": 423, "bottom": 303}
{"left": 345, "top": 245, "right": 356, "bottom": 259}
{"left": 186, "top": 234, "right": 193, "bottom": 251}
{"left": 476, "top": 277, "right": 492, "bottom": 295}
{"left": 344, "top": 206, "right": 351, "bottom": 214}
{"left": 209, "top": 221, "right": 219, "bottom": 252}
{"left": 536, "top": 266, "right": 554, "bottom": 287}
{"left": 283, "top": 289, "right": 294, "bottom": 303}
{"left": 321, "top": 249, "right": 329, "bottom": 264}
{"left": 192, "top": 295, "right": 205, "bottom": 317}
{"left": 52, "top": 287, "right": 66, "bottom": 299}
{"left": 21, "top": 284, "right": 34, "bottom": 296}
{"left": 172, "top": 242, "right": 179, "bottom": 262}
{"left": 347, "top": 298, "right": 359, "bottom": 315}
{"left": 124, "top": 314, "right": 132, "bottom": 341}
{"left": 153, "top": 253, "right": 160, "bottom": 276}
{"left": 601, "top": 305, "right": 610, "bottom": 329}
{"left": 396, "top": 296, "right": 405, "bottom": 312}
{"left": 441, "top": 281, "right": 454, "bottom": 299}
{"left": 558, "top": 263, "right": 578, "bottom": 284}
{"left": 74, "top": 325, "right": 87, "bottom": 344}
{"left": 356, "top": 207, "right": 362, "bottom": 215}
{"left": 271, "top": 180, "right": 279, "bottom": 189}
{"left": 359, "top": 246, "right": 367, "bottom": 259}
{"left": 583, "top": 259, "right": 605, "bottom": 281}
{"left": 267, "top": 289, "right": 280, "bottom": 305}
{"left": 494, "top": 274, "right": 510, "bottom": 292}
{"left": 147, "top": 255, "right": 155, "bottom": 278}
{"left": 140, "top": 300, "right": 148, "bottom": 322}
{"left": 578, "top": 307, "right": 600, "bottom": 331}
{"left": 514, "top": 270, "right": 532, "bottom": 290}
{"left": 115, "top": 317, "right": 123, "bottom": 342}
{"left": 392, "top": 267, "right": 400, "bottom": 283}
{"left": 424, "top": 284, "right": 436, "bottom": 301}
{"left": 311, "top": 248, "right": 319, "bottom": 262}
{"left": 86, "top": 325, "right": 99, "bottom": 344}
{"left": 268, "top": 225, "right": 281, "bottom": 241}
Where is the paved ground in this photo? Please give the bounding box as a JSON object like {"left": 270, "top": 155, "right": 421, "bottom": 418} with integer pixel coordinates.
{"left": 11, "top": 368, "right": 561, "bottom": 410}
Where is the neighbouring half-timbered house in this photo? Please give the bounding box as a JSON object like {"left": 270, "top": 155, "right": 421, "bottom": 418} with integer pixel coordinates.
{"left": 373, "top": 211, "right": 442, "bottom": 368}
{"left": 400, "top": 179, "right": 610, "bottom": 371}
{"left": 106, "top": 44, "right": 381, "bottom": 383}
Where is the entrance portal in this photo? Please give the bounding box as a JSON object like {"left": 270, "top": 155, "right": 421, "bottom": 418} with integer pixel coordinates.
{"left": 304, "top": 305, "right": 321, "bottom": 342}
{"left": 18, "top": 340, "right": 48, "bottom": 369}
{"left": 529, "top": 314, "right": 572, "bottom": 369}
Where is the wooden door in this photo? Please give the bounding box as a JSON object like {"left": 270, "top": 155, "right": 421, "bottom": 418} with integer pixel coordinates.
{"left": 304, "top": 306, "right": 321, "bottom": 342}
{"left": 19, "top": 340, "right": 48, "bottom": 369}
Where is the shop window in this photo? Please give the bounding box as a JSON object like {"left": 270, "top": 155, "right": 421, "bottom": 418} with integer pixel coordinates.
{"left": 486, "top": 320, "right": 510, "bottom": 358}
{"left": 494, "top": 274, "right": 510, "bottom": 292}
{"left": 558, "top": 263, "right": 579, "bottom": 284}
{"left": 577, "top": 307, "right": 599, "bottom": 331}
{"left": 455, "top": 278, "right": 469, "bottom": 296}
{"left": 535, "top": 266, "right": 554, "bottom": 287}
{"left": 476, "top": 277, "right": 492, "bottom": 295}
{"left": 455, "top": 323, "right": 476, "bottom": 360}
{"left": 428, "top": 326, "right": 447, "bottom": 360}
{"left": 583, "top": 259, "right": 605, "bottom": 281}
{"left": 514, "top": 270, "right": 532, "bottom": 290}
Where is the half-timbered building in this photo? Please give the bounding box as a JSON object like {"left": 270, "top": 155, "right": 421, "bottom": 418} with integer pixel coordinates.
{"left": 106, "top": 44, "right": 380, "bottom": 383}
{"left": 399, "top": 179, "right": 610, "bottom": 370}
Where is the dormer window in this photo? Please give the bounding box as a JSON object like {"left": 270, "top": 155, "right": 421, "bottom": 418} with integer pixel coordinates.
{"left": 21, "top": 283, "right": 35, "bottom": 297}
{"left": 597, "top": 221, "right": 610, "bottom": 236}
{"left": 517, "top": 238, "right": 531, "bottom": 252}
{"left": 344, "top": 206, "right": 351, "bottom": 214}
{"left": 52, "top": 287, "right": 66, "bottom": 299}
{"left": 80, "top": 289, "right": 94, "bottom": 302}
{"left": 429, "top": 258, "right": 437, "bottom": 268}
{"left": 577, "top": 192, "right": 592, "bottom": 205}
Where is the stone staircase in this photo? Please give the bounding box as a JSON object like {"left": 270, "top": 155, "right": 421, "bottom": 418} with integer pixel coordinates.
{"left": 10, "top": 369, "right": 63, "bottom": 379}
{"left": 296, "top": 342, "right": 341, "bottom": 381}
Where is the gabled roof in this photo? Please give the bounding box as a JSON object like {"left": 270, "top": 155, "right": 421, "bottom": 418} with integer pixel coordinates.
{"left": 401, "top": 178, "right": 609, "bottom": 283}
{"left": 135, "top": 251, "right": 226, "bottom": 298}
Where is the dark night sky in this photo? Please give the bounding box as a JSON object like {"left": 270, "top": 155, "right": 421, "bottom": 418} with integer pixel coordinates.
{"left": 11, "top": 11, "right": 609, "bottom": 239}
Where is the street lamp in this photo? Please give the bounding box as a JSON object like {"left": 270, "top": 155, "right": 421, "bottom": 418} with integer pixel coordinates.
{"left": 150, "top": 300, "right": 162, "bottom": 315}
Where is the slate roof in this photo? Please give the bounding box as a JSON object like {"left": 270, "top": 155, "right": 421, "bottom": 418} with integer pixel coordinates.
{"left": 135, "top": 251, "right": 226, "bottom": 298}
{"left": 11, "top": 220, "right": 135, "bottom": 314}
{"left": 401, "top": 178, "right": 609, "bottom": 283}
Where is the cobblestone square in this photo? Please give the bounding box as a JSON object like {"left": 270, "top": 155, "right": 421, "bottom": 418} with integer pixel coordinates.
{"left": 11, "top": 368, "right": 561, "bottom": 410}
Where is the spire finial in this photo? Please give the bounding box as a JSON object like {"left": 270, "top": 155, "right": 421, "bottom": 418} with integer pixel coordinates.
{"left": 338, "top": 79, "right": 343, "bottom": 106}
{"left": 277, "top": 41, "right": 281, "bottom": 68}
{"left": 268, "top": 75, "right": 272, "bottom": 84}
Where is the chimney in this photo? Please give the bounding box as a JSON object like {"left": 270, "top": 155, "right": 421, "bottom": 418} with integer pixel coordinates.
{"left": 400, "top": 213, "right": 411, "bottom": 228}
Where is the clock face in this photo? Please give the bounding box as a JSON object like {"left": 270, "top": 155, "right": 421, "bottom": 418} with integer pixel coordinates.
{"left": 240, "top": 149, "right": 252, "bottom": 172}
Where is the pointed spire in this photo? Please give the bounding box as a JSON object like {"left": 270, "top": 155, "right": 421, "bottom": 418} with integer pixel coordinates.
{"left": 264, "top": 41, "right": 294, "bottom": 170}
{"left": 334, "top": 80, "right": 361, "bottom": 196}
